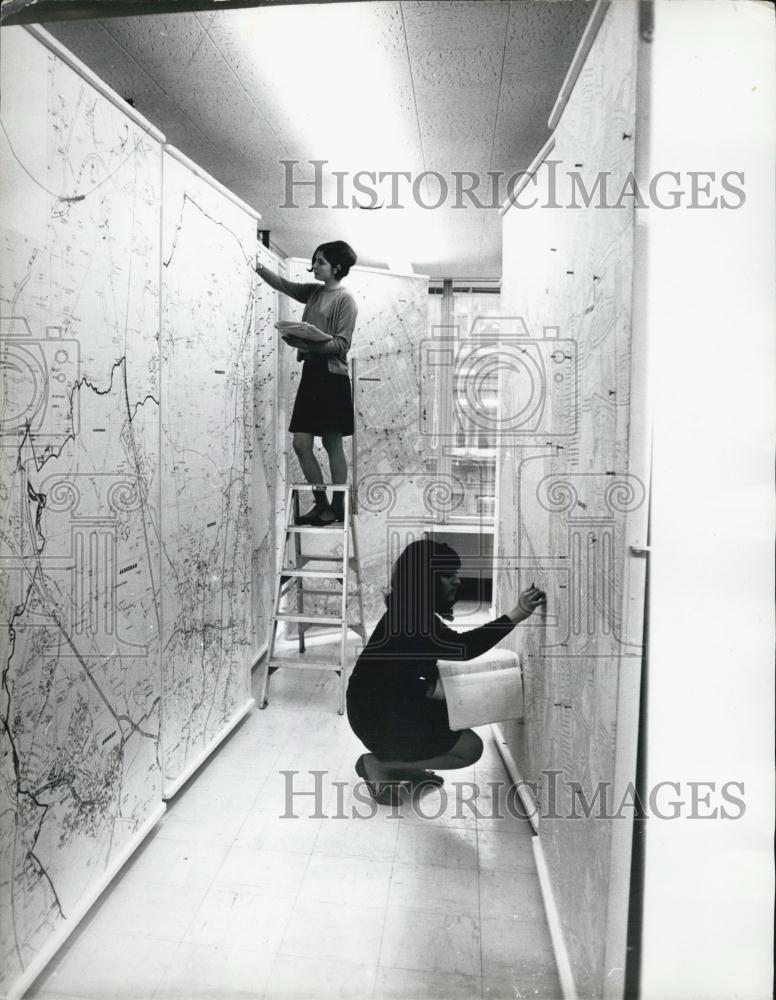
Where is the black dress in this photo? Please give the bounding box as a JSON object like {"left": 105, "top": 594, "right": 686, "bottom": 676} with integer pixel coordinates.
{"left": 346, "top": 612, "right": 515, "bottom": 761}
{"left": 289, "top": 356, "right": 354, "bottom": 436}
{"left": 286, "top": 284, "right": 357, "bottom": 437}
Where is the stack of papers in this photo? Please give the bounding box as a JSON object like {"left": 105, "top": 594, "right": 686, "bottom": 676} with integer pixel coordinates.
{"left": 437, "top": 648, "right": 523, "bottom": 731}
{"left": 275, "top": 320, "right": 332, "bottom": 343}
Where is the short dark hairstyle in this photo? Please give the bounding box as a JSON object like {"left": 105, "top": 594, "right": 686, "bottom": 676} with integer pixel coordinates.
{"left": 384, "top": 539, "right": 461, "bottom": 633}
{"left": 310, "top": 240, "right": 357, "bottom": 279}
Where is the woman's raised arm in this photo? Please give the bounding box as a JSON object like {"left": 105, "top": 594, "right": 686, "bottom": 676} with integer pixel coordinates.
{"left": 425, "top": 584, "right": 546, "bottom": 661}
{"left": 255, "top": 260, "right": 315, "bottom": 304}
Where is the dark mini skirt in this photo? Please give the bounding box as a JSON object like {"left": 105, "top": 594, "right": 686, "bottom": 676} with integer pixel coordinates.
{"left": 289, "top": 358, "right": 354, "bottom": 437}
{"left": 346, "top": 674, "right": 460, "bottom": 763}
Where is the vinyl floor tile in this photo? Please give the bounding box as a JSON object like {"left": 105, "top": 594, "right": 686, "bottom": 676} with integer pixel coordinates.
{"left": 482, "top": 968, "right": 563, "bottom": 1000}
{"left": 479, "top": 870, "right": 545, "bottom": 921}
{"left": 480, "top": 916, "right": 556, "bottom": 975}
{"left": 379, "top": 905, "right": 482, "bottom": 978}
{"left": 266, "top": 954, "right": 378, "bottom": 1000}
{"left": 374, "top": 965, "right": 482, "bottom": 1000}
{"left": 387, "top": 862, "right": 480, "bottom": 917}
{"left": 313, "top": 812, "right": 400, "bottom": 861}
{"left": 121, "top": 831, "right": 230, "bottom": 890}
{"left": 30, "top": 930, "right": 175, "bottom": 999}
{"left": 395, "top": 821, "right": 479, "bottom": 870}
{"left": 183, "top": 887, "right": 295, "bottom": 954}
{"left": 155, "top": 941, "right": 274, "bottom": 999}
{"left": 279, "top": 898, "right": 386, "bottom": 966}
{"left": 210, "top": 845, "right": 310, "bottom": 897}
{"left": 81, "top": 879, "right": 206, "bottom": 942}
{"left": 155, "top": 805, "right": 251, "bottom": 846}
{"left": 234, "top": 808, "right": 324, "bottom": 853}
{"left": 476, "top": 828, "right": 536, "bottom": 873}
{"left": 298, "top": 852, "right": 393, "bottom": 908}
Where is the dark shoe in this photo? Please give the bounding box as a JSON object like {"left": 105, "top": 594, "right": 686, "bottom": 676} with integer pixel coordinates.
{"left": 330, "top": 494, "right": 346, "bottom": 522}
{"left": 296, "top": 505, "right": 325, "bottom": 525}
{"left": 307, "top": 507, "right": 338, "bottom": 527}
{"left": 295, "top": 488, "right": 330, "bottom": 525}
{"left": 404, "top": 769, "right": 444, "bottom": 789}
{"left": 355, "top": 755, "right": 402, "bottom": 806}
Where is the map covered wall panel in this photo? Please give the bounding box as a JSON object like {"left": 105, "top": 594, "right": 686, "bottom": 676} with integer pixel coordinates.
{"left": 252, "top": 244, "right": 280, "bottom": 657}
{"left": 495, "top": 3, "right": 641, "bottom": 996}
{"left": 279, "top": 262, "right": 430, "bottom": 626}
{"left": 160, "top": 151, "right": 255, "bottom": 786}
{"left": 0, "top": 28, "right": 163, "bottom": 994}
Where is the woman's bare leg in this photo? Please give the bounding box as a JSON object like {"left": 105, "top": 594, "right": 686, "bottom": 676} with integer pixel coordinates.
{"left": 293, "top": 432, "right": 324, "bottom": 483}
{"left": 363, "top": 730, "right": 483, "bottom": 782}
{"left": 321, "top": 431, "right": 347, "bottom": 482}
{"left": 292, "top": 432, "right": 329, "bottom": 510}
{"left": 321, "top": 431, "right": 348, "bottom": 518}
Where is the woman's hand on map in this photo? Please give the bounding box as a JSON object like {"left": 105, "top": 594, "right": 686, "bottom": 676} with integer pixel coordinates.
{"left": 508, "top": 582, "right": 546, "bottom": 624}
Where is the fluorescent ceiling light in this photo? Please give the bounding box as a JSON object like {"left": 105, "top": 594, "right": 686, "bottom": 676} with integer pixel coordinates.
{"left": 235, "top": 6, "right": 417, "bottom": 169}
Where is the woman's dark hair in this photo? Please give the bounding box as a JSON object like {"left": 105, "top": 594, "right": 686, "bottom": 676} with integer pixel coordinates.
{"left": 310, "top": 240, "right": 357, "bottom": 279}
{"left": 384, "top": 538, "right": 461, "bottom": 633}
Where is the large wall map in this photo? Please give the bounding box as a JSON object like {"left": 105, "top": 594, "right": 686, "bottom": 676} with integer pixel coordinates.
{"left": 495, "top": 4, "right": 642, "bottom": 996}
{"left": 159, "top": 149, "right": 256, "bottom": 789}
{"left": 0, "top": 28, "right": 164, "bottom": 996}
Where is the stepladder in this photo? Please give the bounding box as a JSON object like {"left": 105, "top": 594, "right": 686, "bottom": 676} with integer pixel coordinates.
{"left": 260, "top": 484, "right": 367, "bottom": 715}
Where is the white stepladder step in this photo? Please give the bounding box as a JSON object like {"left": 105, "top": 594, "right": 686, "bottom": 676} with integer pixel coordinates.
{"left": 260, "top": 484, "right": 367, "bottom": 715}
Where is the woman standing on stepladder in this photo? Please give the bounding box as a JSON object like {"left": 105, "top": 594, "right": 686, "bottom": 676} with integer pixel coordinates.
{"left": 256, "top": 240, "right": 358, "bottom": 525}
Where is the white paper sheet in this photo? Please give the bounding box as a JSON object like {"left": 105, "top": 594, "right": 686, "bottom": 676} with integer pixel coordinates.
{"left": 437, "top": 650, "right": 522, "bottom": 730}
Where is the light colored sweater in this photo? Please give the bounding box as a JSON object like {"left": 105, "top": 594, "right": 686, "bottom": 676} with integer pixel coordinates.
{"left": 261, "top": 270, "right": 357, "bottom": 376}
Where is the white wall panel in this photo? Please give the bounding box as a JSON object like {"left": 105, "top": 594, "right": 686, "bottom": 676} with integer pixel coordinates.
{"left": 496, "top": 3, "right": 641, "bottom": 996}
{"left": 0, "top": 28, "right": 164, "bottom": 997}
{"left": 252, "top": 243, "right": 281, "bottom": 661}
{"left": 159, "top": 148, "right": 256, "bottom": 790}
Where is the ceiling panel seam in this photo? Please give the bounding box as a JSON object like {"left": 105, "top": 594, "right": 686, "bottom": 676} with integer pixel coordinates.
{"left": 399, "top": 0, "right": 430, "bottom": 204}
{"left": 196, "top": 14, "right": 294, "bottom": 159}
{"left": 476, "top": 0, "right": 511, "bottom": 280}
{"left": 176, "top": 16, "right": 208, "bottom": 76}
{"left": 99, "top": 18, "right": 222, "bottom": 155}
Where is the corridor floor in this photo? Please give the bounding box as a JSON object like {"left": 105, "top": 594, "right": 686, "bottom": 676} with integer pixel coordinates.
{"left": 29, "top": 659, "right": 562, "bottom": 1000}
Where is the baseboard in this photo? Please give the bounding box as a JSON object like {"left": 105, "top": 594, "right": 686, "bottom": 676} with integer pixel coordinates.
{"left": 491, "top": 723, "right": 579, "bottom": 1000}
{"left": 162, "top": 697, "right": 256, "bottom": 799}
{"left": 251, "top": 642, "right": 268, "bottom": 669}
{"left": 8, "top": 801, "right": 167, "bottom": 1000}
{"left": 532, "top": 835, "right": 579, "bottom": 1000}
{"left": 491, "top": 721, "right": 540, "bottom": 833}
